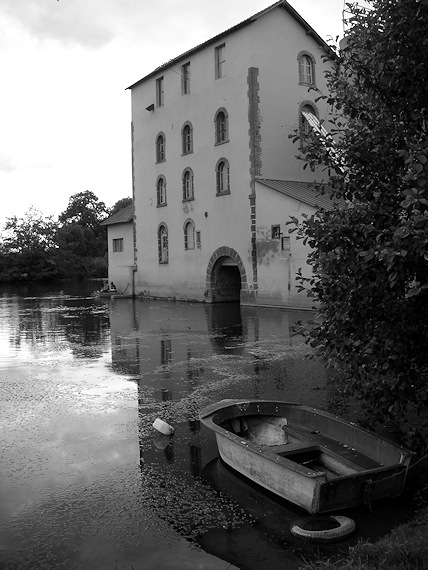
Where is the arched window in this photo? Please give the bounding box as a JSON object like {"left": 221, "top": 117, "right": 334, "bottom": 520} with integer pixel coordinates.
{"left": 182, "top": 168, "right": 194, "bottom": 201}
{"left": 297, "top": 52, "right": 316, "bottom": 86}
{"left": 299, "top": 102, "right": 318, "bottom": 149}
{"left": 214, "top": 108, "right": 228, "bottom": 145}
{"left": 158, "top": 224, "right": 168, "bottom": 264}
{"left": 215, "top": 159, "right": 230, "bottom": 195}
{"left": 184, "top": 219, "right": 195, "bottom": 250}
{"left": 182, "top": 122, "right": 193, "bottom": 155}
{"left": 156, "top": 176, "right": 166, "bottom": 206}
{"left": 300, "top": 103, "right": 318, "bottom": 136}
{"left": 156, "top": 133, "right": 165, "bottom": 163}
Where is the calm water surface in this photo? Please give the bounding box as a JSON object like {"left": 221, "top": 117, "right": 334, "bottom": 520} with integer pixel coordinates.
{"left": 0, "top": 281, "right": 409, "bottom": 569}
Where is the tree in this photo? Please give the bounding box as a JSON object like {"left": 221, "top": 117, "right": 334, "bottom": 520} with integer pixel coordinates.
{"left": 59, "top": 190, "right": 108, "bottom": 229}
{"left": 58, "top": 190, "right": 108, "bottom": 257}
{"left": 291, "top": 0, "right": 428, "bottom": 443}
{"left": 109, "top": 197, "right": 132, "bottom": 216}
{"left": 2, "top": 207, "right": 57, "bottom": 254}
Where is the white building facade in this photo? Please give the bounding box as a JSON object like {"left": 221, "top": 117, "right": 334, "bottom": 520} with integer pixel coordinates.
{"left": 128, "top": 1, "right": 334, "bottom": 308}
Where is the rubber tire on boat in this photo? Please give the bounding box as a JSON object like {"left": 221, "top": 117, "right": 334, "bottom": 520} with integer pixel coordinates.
{"left": 290, "top": 515, "right": 356, "bottom": 542}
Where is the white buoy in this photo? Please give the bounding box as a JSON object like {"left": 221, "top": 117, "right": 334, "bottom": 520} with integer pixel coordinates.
{"left": 152, "top": 418, "right": 174, "bottom": 435}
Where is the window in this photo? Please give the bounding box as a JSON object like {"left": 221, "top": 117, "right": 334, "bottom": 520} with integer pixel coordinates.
{"left": 158, "top": 224, "right": 168, "bottom": 264}
{"left": 281, "top": 236, "right": 291, "bottom": 252}
{"left": 182, "top": 122, "right": 193, "bottom": 155}
{"left": 156, "top": 76, "right": 164, "bottom": 106}
{"left": 182, "top": 168, "right": 194, "bottom": 201}
{"left": 184, "top": 219, "right": 195, "bottom": 250}
{"left": 156, "top": 133, "right": 165, "bottom": 162}
{"left": 271, "top": 225, "right": 281, "bottom": 239}
{"left": 216, "top": 159, "right": 230, "bottom": 195}
{"left": 156, "top": 176, "right": 167, "bottom": 206}
{"left": 298, "top": 52, "right": 315, "bottom": 86}
{"left": 182, "top": 62, "right": 190, "bottom": 94}
{"left": 196, "top": 230, "right": 201, "bottom": 249}
{"left": 300, "top": 103, "right": 318, "bottom": 142}
{"left": 215, "top": 44, "right": 226, "bottom": 79}
{"left": 112, "top": 238, "right": 123, "bottom": 253}
{"left": 215, "top": 108, "right": 228, "bottom": 144}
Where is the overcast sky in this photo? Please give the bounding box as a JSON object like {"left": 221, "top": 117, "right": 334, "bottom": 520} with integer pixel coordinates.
{"left": 0, "top": 0, "right": 346, "bottom": 227}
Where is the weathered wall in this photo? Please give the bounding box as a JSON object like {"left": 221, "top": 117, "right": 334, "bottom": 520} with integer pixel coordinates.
{"left": 254, "top": 181, "right": 315, "bottom": 309}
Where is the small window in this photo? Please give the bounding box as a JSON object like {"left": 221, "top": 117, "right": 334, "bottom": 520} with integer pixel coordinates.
{"left": 156, "top": 133, "right": 166, "bottom": 163}
{"left": 182, "top": 62, "right": 190, "bottom": 94}
{"left": 112, "top": 238, "right": 123, "bottom": 253}
{"left": 215, "top": 44, "right": 226, "bottom": 79}
{"left": 281, "top": 236, "right": 291, "bottom": 252}
{"left": 182, "top": 168, "right": 194, "bottom": 201}
{"left": 156, "top": 76, "right": 164, "bottom": 106}
{"left": 271, "top": 225, "right": 281, "bottom": 239}
{"left": 215, "top": 109, "right": 228, "bottom": 145}
{"left": 184, "top": 219, "right": 195, "bottom": 250}
{"left": 158, "top": 224, "right": 168, "bottom": 264}
{"left": 216, "top": 159, "right": 230, "bottom": 195}
{"left": 156, "top": 176, "right": 167, "bottom": 206}
{"left": 182, "top": 122, "right": 193, "bottom": 155}
{"left": 298, "top": 52, "right": 315, "bottom": 86}
{"left": 196, "top": 230, "right": 201, "bottom": 249}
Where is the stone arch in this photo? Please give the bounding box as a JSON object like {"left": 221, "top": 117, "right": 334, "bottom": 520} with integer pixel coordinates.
{"left": 206, "top": 247, "right": 247, "bottom": 303}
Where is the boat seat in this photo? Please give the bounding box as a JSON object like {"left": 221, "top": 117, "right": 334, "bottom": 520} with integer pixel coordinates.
{"left": 281, "top": 425, "right": 382, "bottom": 471}
{"left": 268, "top": 442, "right": 315, "bottom": 454}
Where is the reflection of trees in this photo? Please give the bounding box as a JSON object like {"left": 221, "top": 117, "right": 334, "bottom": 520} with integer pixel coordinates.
{"left": 9, "top": 296, "right": 64, "bottom": 351}
{"left": 5, "top": 288, "right": 110, "bottom": 360}
{"left": 61, "top": 305, "right": 109, "bottom": 359}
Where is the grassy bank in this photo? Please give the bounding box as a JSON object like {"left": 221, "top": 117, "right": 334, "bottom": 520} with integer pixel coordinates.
{"left": 299, "top": 505, "right": 428, "bottom": 570}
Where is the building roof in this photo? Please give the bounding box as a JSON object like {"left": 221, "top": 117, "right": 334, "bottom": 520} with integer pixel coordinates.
{"left": 256, "top": 179, "right": 337, "bottom": 210}
{"left": 126, "top": 1, "right": 332, "bottom": 90}
{"left": 100, "top": 203, "right": 134, "bottom": 226}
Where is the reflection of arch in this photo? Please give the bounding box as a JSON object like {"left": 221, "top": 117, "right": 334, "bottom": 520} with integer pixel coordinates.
{"left": 206, "top": 302, "right": 244, "bottom": 353}
{"left": 206, "top": 247, "right": 247, "bottom": 303}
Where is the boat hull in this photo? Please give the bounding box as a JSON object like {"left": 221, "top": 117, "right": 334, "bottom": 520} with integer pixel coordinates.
{"left": 200, "top": 400, "right": 413, "bottom": 514}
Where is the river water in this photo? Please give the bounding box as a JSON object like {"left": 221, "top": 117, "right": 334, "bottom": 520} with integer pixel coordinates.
{"left": 0, "top": 281, "right": 411, "bottom": 569}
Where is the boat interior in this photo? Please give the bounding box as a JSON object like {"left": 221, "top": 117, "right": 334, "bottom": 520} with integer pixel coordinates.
{"left": 222, "top": 414, "right": 384, "bottom": 479}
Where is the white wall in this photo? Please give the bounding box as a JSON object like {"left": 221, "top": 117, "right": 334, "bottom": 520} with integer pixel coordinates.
{"left": 107, "top": 222, "right": 134, "bottom": 295}
{"left": 130, "top": 5, "right": 332, "bottom": 304}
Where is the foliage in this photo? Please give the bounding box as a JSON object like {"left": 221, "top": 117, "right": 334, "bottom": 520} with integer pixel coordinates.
{"left": 57, "top": 190, "right": 109, "bottom": 258}
{"left": 0, "top": 190, "right": 120, "bottom": 282}
{"left": 59, "top": 190, "right": 109, "bottom": 229}
{"left": 109, "top": 197, "right": 132, "bottom": 216}
{"left": 2, "top": 207, "right": 58, "bottom": 254}
{"left": 290, "top": 0, "right": 428, "bottom": 440}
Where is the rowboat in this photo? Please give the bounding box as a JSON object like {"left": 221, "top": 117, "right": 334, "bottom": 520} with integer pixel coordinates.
{"left": 199, "top": 399, "right": 414, "bottom": 514}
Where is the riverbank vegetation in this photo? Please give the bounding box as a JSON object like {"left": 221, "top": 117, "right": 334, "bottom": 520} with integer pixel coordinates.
{"left": 0, "top": 192, "right": 131, "bottom": 282}
{"left": 299, "top": 507, "right": 428, "bottom": 570}
{"left": 291, "top": 0, "right": 428, "bottom": 452}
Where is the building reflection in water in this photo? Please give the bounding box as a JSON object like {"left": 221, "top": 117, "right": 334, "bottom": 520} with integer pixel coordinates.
{"left": 108, "top": 298, "right": 325, "bottom": 481}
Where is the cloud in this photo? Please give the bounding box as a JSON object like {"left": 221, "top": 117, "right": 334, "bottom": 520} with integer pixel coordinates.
{"left": 0, "top": 154, "right": 18, "bottom": 173}
{"left": 0, "top": 0, "right": 114, "bottom": 48}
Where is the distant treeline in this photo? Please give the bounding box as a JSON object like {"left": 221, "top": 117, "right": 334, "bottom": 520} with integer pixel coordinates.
{"left": 0, "top": 191, "right": 131, "bottom": 282}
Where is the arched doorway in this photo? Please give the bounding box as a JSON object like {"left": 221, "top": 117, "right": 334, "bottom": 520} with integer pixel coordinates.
{"left": 206, "top": 247, "right": 247, "bottom": 303}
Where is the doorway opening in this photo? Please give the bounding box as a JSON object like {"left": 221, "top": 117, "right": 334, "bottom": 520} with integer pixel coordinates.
{"left": 207, "top": 248, "right": 247, "bottom": 303}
